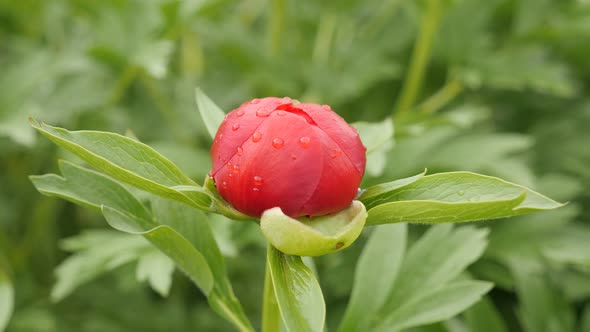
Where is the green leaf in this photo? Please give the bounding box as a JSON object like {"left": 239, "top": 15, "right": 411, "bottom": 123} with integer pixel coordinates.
{"left": 374, "top": 224, "right": 490, "bottom": 330}
{"left": 30, "top": 161, "right": 253, "bottom": 330}
{"left": 0, "top": 265, "right": 13, "bottom": 332}
{"left": 195, "top": 87, "right": 226, "bottom": 140}
{"left": 30, "top": 160, "right": 215, "bottom": 295}
{"left": 511, "top": 264, "right": 575, "bottom": 332}
{"left": 360, "top": 171, "right": 426, "bottom": 208}
{"left": 149, "top": 198, "right": 254, "bottom": 332}
{"left": 542, "top": 225, "right": 590, "bottom": 272}
{"left": 339, "top": 223, "right": 407, "bottom": 332}
{"left": 267, "top": 246, "right": 325, "bottom": 332}
{"left": 150, "top": 141, "right": 212, "bottom": 179}
{"left": 133, "top": 40, "right": 174, "bottom": 79}
{"left": 459, "top": 46, "right": 577, "bottom": 97}
{"left": 353, "top": 117, "right": 394, "bottom": 177}
{"left": 426, "top": 133, "right": 532, "bottom": 172}
{"left": 360, "top": 171, "right": 563, "bottom": 224}
{"left": 136, "top": 251, "right": 175, "bottom": 297}
{"left": 51, "top": 230, "right": 151, "bottom": 301}
{"left": 464, "top": 296, "right": 508, "bottom": 332}
{"left": 484, "top": 205, "right": 579, "bottom": 270}
{"left": 29, "top": 119, "right": 212, "bottom": 211}
{"left": 102, "top": 206, "right": 214, "bottom": 296}
{"left": 581, "top": 305, "right": 590, "bottom": 332}
{"left": 30, "top": 160, "right": 152, "bottom": 220}
{"left": 383, "top": 225, "right": 488, "bottom": 309}
{"left": 57, "top": 232, "right": 175, "bottom": 299}
{"left": 376, "top": 280, "right": 492, "bottom": 331}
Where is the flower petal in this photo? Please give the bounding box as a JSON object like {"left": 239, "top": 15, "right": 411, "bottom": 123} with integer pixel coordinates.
{"left": 214, "top": 112, "right": 324, "bottom": 217}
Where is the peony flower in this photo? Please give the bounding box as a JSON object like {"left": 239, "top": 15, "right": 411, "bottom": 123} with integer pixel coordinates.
{"left": 210, "top": 97, "right": 366, "bottom": 218}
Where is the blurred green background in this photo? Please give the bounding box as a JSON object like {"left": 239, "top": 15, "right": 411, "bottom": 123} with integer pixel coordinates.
{"left": 1, "top": 0, "right": 589, "bottom": 331}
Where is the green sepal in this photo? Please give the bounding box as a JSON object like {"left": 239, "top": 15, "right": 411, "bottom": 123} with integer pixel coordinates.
{"left": 260, "top": 201, "right": 367, "bottom": 257}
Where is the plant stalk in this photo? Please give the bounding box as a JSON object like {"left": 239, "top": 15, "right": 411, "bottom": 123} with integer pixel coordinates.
{"left": 417, "top": 79, "right": 463, "bottom": 114}
{"left": 394, "top": 0, "right": 443, "bottom": 117}
{"left": 268, "top": 0, "right": 286, "bottom": 57}
{"left": 262, "top": 244, "right": 281, "bottom": 332}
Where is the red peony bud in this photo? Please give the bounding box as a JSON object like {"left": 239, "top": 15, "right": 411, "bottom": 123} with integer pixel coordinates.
{"left": 210, "top": 97, "right": 366, "bottom": 218}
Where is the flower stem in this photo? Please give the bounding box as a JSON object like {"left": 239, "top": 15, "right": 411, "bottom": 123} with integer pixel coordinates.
{"left": 416, "top": 79, "right": 463, "bottom": 114}
{"left": 394, "top": 0, "right": 443, "bottom": 117}
{"left": 262, "top": 244, "right": 280, "bottom": 332}
{"left": 268, "top": 0, "right": 286, "bottom": 57}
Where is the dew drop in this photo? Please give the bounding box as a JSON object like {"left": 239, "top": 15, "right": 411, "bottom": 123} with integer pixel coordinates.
{"left": 236, "top": 109, "right": 245, "bottom": 117}
{"left": 276, "top": 110, "right": 286, "bottom": 116}
{"left": 250, "top": 98, "right": 260, "bottom": 104}
{"left": 252, "top": 132, "right": 262, "bottom": 142}
{"left": 232, "top": 164, "right": 240, "bottom": 174}
{"left": 253, "top": 175, "right": 263, "bottom": 186}
{"left": 282, "top": 97, "right": 292, "bottom": 103}
{"left": 222, "top": 181, "right": 228, "bottom": 189}
{"left": 291, "top": 154, "right": 297, "bottom": 160}
{"left": 322, "top": 105, "right": 332, "bottom": 111}
{"left": 219, "top": 133, "right": 224, "bottom": 140}
{"left": 232, "top": 123, "right": 240, "bottom": 131}
{"left": 330, "top": 149, "right": 342, "bottom": 158}
{"left": 256, "top": 108, "right": 271, "bottom": 117}
{"left": 237, "top": 146, "right": 243, "bottom": 156}
{"left": 272, "top": 138, "right": 284, "bottom": 149}
{"left": 252, "top": 187, "right": 260, "bottom": 192}
{"left": 458, "top": 190, "right": 465, "bottom": 196}
{"left": 298, "top": 136, "right": 311, "bottom": 148}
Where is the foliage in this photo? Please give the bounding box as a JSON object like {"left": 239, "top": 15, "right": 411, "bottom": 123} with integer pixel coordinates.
{"left": 1, "top": 0, "right": 589, "bottom": 331}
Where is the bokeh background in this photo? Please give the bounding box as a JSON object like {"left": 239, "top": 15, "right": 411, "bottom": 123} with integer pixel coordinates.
{"left": 1, "top": 0, "right": 589, "bottom": 331}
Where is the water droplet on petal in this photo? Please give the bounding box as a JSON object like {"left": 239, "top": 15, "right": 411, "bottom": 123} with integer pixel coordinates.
{"left": 253, "top": 176, "right": 263, "bottom": 186}
{"left": 276, "top": 110, "right": 286, "bottom": 116}
{"left": 282, "top": 97, "right": 292, "bottom": 103}
{"left": 252, "top": 132, "right": 262, "bottom": 142}
{"left": 256, "top": 108, "right": 271, "bottom": 117}
{"left": 222, "top": 181, "right": 228, "bottom": 188}
{"left": 330, "top": 149, "right": 342, "bottom": 158}
{"left": 299, "top": 137, "right": 311, "bottom": 148}
{"left": 322, "top": 105, "right": 331, "bottom": 111}
{"left": 232, "top": 123, "right": 240, "bottom": 131}
{"left": 237, "top": 146, "right": 243, "bottom": 156}
{"left": 252, "top": 187, "right": 260, "bottom": 192}
{"left": 250, "top": 99, "right": 260, "bottom": 104}
{"left": 232, "top": 164, "right": 240, "bottom": 174}
{"left": 272, "top": 138, "right": 284, "bottom": 149}
{"left": 291, "top": 154, "right": 297, "bottom": 160}
{"left": 236, "top": 109, "right": 245, "bottom": 117}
